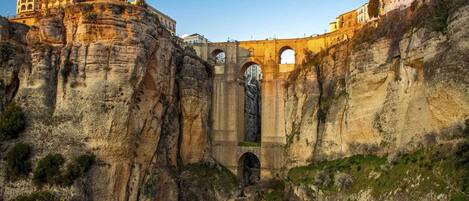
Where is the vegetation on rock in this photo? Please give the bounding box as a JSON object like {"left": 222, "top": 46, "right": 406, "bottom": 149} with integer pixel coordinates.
{"left": 32, "top": 153, "right": 95, "bottom": 186}
{"left": 260, "top": 180, "right": 285, "bottom": 201}
{"left": 5, "top": 143, "right": 32, "bottom": 179}
{"left": 464, "top": 119, "right": 469, "bottom": 137}
{"left": 367, "top": 0, "right": 380, "bottom": 18}
{"left": 13, "top": 191, "right": 58, "bottom": 201}
{"left": 0, "top": 43, "right": 15, "bottom": 62}
{"left": 141, "top": 170, "right": 161, "bottom": 199}
{"left": 60, "top": 154, "right": 96, "bottom": 186}
{"left": 288, "top": 144, "right": 469, "bottom": 200}
{"left": 0, "top": 102, "right": 26, "bottom": 141}
{"left": 32, "top": 154, "right": 65, "bottom": 185}
{"left": 180, "top": 163, "right": 239, "bottom": 199}
{"left": 238, "top": 141, "right": 261, "bottom": 147}
{"left": 84, "top": 12, "right": 98, "bottom": 23}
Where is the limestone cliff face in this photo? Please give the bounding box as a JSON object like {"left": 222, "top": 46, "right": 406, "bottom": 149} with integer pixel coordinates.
{"left": 0, "top": 17, "right": 29, "bottom": 113}
{"left": 0, "top": 3, "right": 213, "bottom": 201}
{"left": 285, "top": 4, "right": 469, "bottom": 168}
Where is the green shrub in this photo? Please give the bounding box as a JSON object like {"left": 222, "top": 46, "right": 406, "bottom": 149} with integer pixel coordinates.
{"left": 0, "top": 43, "right": 15, "bottom": 61}
{"left": 368, "top": 0, "right": 380, "bottom": 18}
{"left": 6, "top": 143, "right": 32, "bottom": 179}
{"left": 80, "top": 4, "right": 93, "bottom": 13}
{"left": 110, "top": 5, "right": 124, "bottom": 15}
{"left": 33, "top": 154, "right": 65, "bottom": 185}
{"left": 142, "top": 170, "right": 160, "bottom": 199}
{"left": 464, "top": 119, "right": 469, "bottom": 137}
{"left": 60, "top": 154, "right": 96, "bottom": 186}
{"left": 455, "top": 141, "right": 469, "bottom": 168}
{"left": 84, "top": 12, "right": 98, "bottom": 23}
{"left": 0, "top": 103, "right": 26, "bottom": 141}
{"left": 14, "top": 191, "right": 58, "bottom": 201}
{"left": 238, "top": 141, "right": 261, "bottom": 147}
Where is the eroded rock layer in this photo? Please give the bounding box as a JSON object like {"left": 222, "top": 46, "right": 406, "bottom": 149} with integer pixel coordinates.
{"left": 285, "top": 1, "right": 469, "bottom": 174}
{"left": 0, "top": 3, "right": 217, "bottom": 201}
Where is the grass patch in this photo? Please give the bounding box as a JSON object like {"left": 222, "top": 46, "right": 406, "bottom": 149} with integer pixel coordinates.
{"left": 239, "top": 141, "right": 261, "bottom": 147}
{"left": 13, "top": 191, "right": 58, "bottom": 201}
{"left": 288, "top": 145, "right": 469, "bottom": 199}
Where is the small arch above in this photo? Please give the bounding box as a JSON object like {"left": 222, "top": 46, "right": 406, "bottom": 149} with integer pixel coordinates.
{"left": 211, "top": 49, "right": 226, "bottom": 64}
{"left": 279, "top": 47, "right": 296, "bottom": 64}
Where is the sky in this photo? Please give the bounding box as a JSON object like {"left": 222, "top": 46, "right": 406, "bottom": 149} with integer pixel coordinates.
{"left": 0, "top": 0, "right": 368, "bottom": 42}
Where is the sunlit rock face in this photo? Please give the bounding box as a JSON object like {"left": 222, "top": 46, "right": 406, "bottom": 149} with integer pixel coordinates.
{"left": 285, "top": 4, "right": 469, "bottom": 167}
{"left": 0, "top": 3, "right": 214, "bottom": 201}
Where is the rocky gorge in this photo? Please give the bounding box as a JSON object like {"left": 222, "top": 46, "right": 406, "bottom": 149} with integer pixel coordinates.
{"left": 0, "top": 1, "right": 468, "bottom": 201}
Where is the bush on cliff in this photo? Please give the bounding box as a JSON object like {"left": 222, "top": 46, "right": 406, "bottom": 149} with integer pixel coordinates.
{"left": 33, "top": 154, "right": 65, "bottom": 186}
{"left": 59, "top": 154, "right": 96, "bottom": 186}
{"left": 84, "top": 12, "right": 98, "bottom": 23}
{"left": 14, "top": 191, "right": 58, "bottom": 201}
{"left": 464, "top": 119, "right": 469, "bottom": 137}
{"left": 0, "top": 102, "right": 26, "bottom": 141}
{"left": 6, "top": 143, "right": 32, "bottom": 179}
{"left": 368, "top": 0, "right": 380, "bottom": 18}
{"left": 0, "top": 43, "right": 15, "bottom": 62}
{"left": 456, "top": 141, "right": 469, "bottom": 168}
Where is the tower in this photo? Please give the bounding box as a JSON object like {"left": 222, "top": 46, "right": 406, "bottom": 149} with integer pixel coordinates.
{"left": 16, "top": 0, "right": 41, "bottom": 16}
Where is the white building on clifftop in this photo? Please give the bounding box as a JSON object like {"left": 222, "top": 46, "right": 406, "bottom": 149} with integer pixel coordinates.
{"left": 383, "top": 0, "right": 416, "bottom": 14}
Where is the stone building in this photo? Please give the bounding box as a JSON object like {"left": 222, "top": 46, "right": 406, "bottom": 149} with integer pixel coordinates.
{"left": 182, "top": 33, "right": 209, "bottom": 44}
{"left": 337, "top": 10, "right": 359, "bottom": 30}
{"left": 13, "top": 0, "right": 128, "bottom": 25}
{"left": 147, "top": 5, "right": 176, "bottom": 35}
{"left": 329, "top": 9, "right": 359, "bottom": 32}
{"left": 357, "top": 3, "right": 370, "bottom": 24}
{"left": 12, "top": 0, "right": 177, "bottom": 34}
{"left": 329, "top": 21, "right": 338, "bottom": 32}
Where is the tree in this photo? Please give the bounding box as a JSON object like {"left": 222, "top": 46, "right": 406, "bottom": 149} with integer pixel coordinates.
{"left": 0, "top": 103, "right": 26, "bottom": 141}
{"left": 6, "top": 143, "right": 32, "bottom": 179}
{"left": 368, "top": 0, "right": 380, "bottom": 18}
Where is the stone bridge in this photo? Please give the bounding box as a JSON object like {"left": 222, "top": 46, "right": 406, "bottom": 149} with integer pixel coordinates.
{"left": 191, "top": 28, "right": 355, "bottom": 181}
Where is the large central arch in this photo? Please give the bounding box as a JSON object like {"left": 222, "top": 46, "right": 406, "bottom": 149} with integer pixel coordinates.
{"left": 239, "top": 62, "right": 263, "bottom": 143}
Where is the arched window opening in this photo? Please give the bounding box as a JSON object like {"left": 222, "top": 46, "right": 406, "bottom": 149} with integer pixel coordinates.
{"left": 244, "top": 64, "right": 262, "bottom": 143}
{"left": 212, "top": 49, "right": 226, "bottom": 64}
{"left": 280, "top": 48, "right": 296, "bottom": 64}
{"left": 27, "top": 4, "right": 33, "bottom": 10}
{"left": 238, "top": 153, "right": 260, "bottom": 187}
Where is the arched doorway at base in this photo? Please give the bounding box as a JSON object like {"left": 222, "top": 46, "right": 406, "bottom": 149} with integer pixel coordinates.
{"left": 238, "top": 152, "right": 260, "bottom": 187}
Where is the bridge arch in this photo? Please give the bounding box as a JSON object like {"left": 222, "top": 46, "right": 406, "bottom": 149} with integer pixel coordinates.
{"left": 211, "top": 49, "right": 226, "bottom": 64}
{"left": 239, "top": 61, "right": 263, "bottom": 80}
{"left": 238, "top": 152, "right": 261, "bottom": 186}
{"left": 239, "top": 61, "right": 263, "bottom": 143}
{"left": 279, "top": 46, "right": 296, "bottom": 64}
